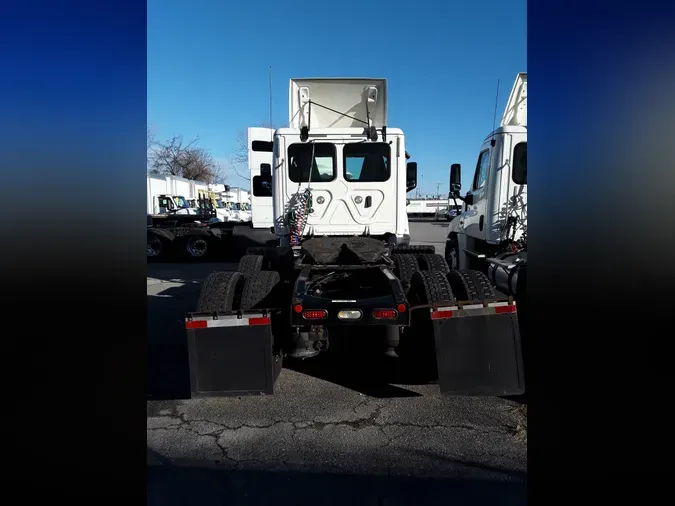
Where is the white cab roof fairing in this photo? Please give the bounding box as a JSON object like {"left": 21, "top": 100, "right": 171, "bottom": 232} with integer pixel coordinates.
{"left": 501, "top": 73, "right": 527, "bottom": 128}
{"left": 289, "top": 78, "right": 388, "bottom": 129}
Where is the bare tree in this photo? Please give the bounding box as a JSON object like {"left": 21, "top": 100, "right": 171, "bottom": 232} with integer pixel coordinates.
{"left": 228, "top": 122, "right": 281, "bottom": 181}
{"left": 148, "top": 134, "right": 224, "bottom": 184}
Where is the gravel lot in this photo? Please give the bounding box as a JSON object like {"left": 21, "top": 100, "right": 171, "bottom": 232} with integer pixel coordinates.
{"left": 147, "top": 222, "right": 527, "bottom": 505}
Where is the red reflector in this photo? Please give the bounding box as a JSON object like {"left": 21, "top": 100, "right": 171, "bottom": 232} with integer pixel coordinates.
{"left": 293, "top": 304, "right": 303, "bottom": 313}
{"left": 373, "top": 309, "right": 397, "bottom": 319}
{"left": 396, "top": 304, "right": 407, "bottom": 313}
{"left": 302, "top": 310, "right": 328, "bottom": 320}
{"left": 186, "top": 320, "right": 208, "bottom": 329}
{"left": 495, "top": 305, "right": 516, "bottom": 314}
{"left": 248, "top": 317, "right": 271, "bottom": 326}
{"left": 430, "top": 310, "right": 453, "bottom": 320}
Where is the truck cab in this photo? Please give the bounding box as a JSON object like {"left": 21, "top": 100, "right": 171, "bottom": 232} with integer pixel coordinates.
{"left": 446, "top": 73, "right": 527, "bottom": 291}
{"left": 155, "top": 194, "right": 195, "bottom": 215}
{"left": 253, "top": 78, "right": 415, "bottom": 246}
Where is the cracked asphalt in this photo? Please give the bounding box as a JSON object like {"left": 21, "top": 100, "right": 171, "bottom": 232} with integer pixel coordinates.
{"left": 147, "top": 222, "right": 527, "bottom": 505}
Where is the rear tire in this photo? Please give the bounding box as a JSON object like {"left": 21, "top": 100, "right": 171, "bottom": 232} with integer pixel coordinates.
{"left": 446, "top": 269, "right": 496, "bottom": 302}
{"left": 241, "top": 271, "right": 281, "bottom": 310}
{"left": 183, "top": 232, "right": 212, "bottom": 260}
{"left": 196, "top": 271, "right": 245, "bottom": 312}
{"left": 391, "top": 254, "right": 419, "bottom": 286}
{"left": 237, "top": 254, "right": 265, "bottom": 277}
{"left": 417, "top": 253, "right": 450, "bottom": 274}
{"left": 395, "top": 270, "right": 455, "bottom": 384}
{"left": 147, "top": 230, "right": 171, "bottom": 261}
{"left": 393, "top": 245, "right": 435, "bottom": 255}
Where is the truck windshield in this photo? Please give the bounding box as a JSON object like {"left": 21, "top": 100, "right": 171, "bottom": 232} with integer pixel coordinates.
{"left": 288, "top": 143, "right": 336, "bottom": 183}
{"left": 173, "top": 196, "right": 189, "bottom": 208}
{"left": 513, "top": 142, "right": 527, "bottom": 184}
{"left": 344, "top": 142, "right": 391, "bottom": 182}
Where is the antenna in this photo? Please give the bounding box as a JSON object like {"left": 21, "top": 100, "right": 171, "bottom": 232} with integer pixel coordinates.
{"left": 269, "top": 66, "right": 273, "bottom": 132}
{"left": 491, "top": 78, "right": 500, "bottom": 133}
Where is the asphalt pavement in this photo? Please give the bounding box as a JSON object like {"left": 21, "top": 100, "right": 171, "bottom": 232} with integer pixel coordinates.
{"left": 147, "top": 222, "right": 527, "bottom": 505}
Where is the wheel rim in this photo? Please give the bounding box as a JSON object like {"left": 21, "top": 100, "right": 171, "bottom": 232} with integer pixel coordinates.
{"left": 148, "top": 237, "right": 163, "bottom": 257}
{"left": 186, "top": 236, "right": 208, "bottom": 257}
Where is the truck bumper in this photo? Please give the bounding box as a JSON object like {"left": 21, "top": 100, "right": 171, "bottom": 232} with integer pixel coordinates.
{"left": 430, "top": 302, "right": 525, "bottom": 396}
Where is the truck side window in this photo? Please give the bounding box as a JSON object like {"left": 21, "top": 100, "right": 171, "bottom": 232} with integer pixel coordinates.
{"left": 512, "top": 142, "right": 527, "bottom": 184}
{"left": 159, "top": 197, "right": 172, "bottom": 210}
{"left": 252, "top": 176, "right": 272, "bottom": 197}
{"left": 343, "top": 142, "right": 391, "bottom": 182}
{"left": 288, "top": 143, "right": 336, "bottom": 183}
{"left": 472, "top": 149, "right": 490, "bottom": 191}
{"left": 251, "top": 140, "right": 273, "bottom": 152}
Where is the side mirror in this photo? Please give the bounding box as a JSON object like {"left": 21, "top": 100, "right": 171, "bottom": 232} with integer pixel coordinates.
{"left": 406, "top": 199, "right": 410, "bottom": 206}
{"left": 450, "top": 163, "right": 461, "bottom": 195}
{"left": 260, "top": 163, "right": 271, "bottom": 178}
{"left": 406, "top": 162, "right": 417, "bottom": 192}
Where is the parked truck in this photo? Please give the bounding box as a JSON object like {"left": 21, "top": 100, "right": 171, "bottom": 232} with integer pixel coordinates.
{"left": 445, "top": 72, "right": 526, "bottom": 296}
{"left": 147, "top": 174, "right": 210, "bottom": 215}
{"left": 184, "top": 78, "right": 525, "bottom": 398}
{"left": 445, "top": 73, "right": 527, "bottom": 373}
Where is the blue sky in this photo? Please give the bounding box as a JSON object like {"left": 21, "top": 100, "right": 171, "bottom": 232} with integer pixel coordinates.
{"left": 148, "top": 0, "right": 526, "bottom": 195}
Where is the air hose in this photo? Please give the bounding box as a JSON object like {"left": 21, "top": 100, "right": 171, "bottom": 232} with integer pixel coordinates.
{"left": 287, "top": 188, "right": 312, "bottom": 246}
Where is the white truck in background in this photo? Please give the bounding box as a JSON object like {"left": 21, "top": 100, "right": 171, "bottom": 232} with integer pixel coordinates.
{"left": 221, "top": 187, "right": 252, "bottom": 222}
{"left": 445, "top": 72, "right": 527, "bottom": 307}
{"left": 147, "top": 174, "right": 209, "bottom": 215}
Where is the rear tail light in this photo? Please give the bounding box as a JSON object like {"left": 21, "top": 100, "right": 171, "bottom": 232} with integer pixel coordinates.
{"left": 373, "top": 309, "right": 397, "bottom": 319}
{"left": 302, "top": 309, "right": 328, "bottom": 320}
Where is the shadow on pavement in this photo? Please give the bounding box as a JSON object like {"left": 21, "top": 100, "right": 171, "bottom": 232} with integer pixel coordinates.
{"left": 287, "top": 353, "right": 424, "bottom": 398}
{"left": 147, "top": 285, "right": 197, "bottom": 401}
{"left": 147, "top": 453, "right": 526, "bottom": 506}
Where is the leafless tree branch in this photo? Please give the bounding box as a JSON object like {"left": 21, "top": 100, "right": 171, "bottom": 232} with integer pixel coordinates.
{"left": 147, "top": 133, "right": 224, "bottom": 184}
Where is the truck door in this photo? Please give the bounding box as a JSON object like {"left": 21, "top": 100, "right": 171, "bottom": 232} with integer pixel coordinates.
{"left": 460, "top": 145, "right": 491, "bottom": 241}
{"left": 248, "top": 127, "right": 274, "bottom": 228}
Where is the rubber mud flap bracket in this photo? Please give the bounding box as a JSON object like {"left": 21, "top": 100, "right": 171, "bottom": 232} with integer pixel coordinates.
{"left": 433, "top": 313, "right": 525, "bottom": 396}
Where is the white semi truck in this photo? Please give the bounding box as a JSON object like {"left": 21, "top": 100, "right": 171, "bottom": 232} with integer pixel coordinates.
{"left": 184, "top": 78, "right": 525, "bottom": 399}
{"left": 445, "top": 72, "right": 527, "bottom": 296}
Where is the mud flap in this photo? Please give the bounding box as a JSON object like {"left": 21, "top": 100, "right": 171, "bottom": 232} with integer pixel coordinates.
{"left": 432, "top": 304, "right": 525, "bottom": 396}
{"left": 186, "top": 313, "right": 281, "bottom": 397}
